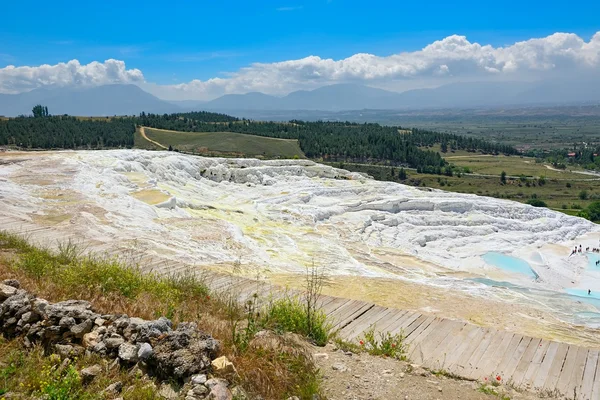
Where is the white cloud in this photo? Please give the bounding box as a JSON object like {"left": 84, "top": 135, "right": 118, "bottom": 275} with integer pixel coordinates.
{"left": 2, "top": 32, "right": 599, "bottom": 99}
{"left": 0, "top": 59, "right": 144, "bottom": 94}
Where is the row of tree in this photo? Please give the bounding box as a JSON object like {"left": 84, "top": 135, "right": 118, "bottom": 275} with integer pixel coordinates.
{"left": 0, "top": 108, "right": 519, "bottom": 171}
{"left": 0, "top": 116, "right": 135, "bottom": 149}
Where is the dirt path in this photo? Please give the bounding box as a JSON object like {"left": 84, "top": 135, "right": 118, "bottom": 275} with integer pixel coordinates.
{"left": 314, "top": 343, "right": 557, "bottom": 400}
{"left": 139, "top": 126, "right": 167, "bottom": 149}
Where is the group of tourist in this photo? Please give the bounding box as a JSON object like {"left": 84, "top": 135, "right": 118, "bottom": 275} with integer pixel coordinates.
{"left": 570, "top": 244, "right": 600, "bottom": 256}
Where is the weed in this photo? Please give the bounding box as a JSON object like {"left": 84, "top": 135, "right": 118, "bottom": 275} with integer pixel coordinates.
{"left": 262, "top": 295, "right": 330, "bottom": 346}
{"left": 358, "top": 325, "right": 407, "bottom": 359}
{"left": 37, "top": 361, "right": 89, "bottom": 400}
{"left": 332, "top": 337, "right": 363, "bottom": 353}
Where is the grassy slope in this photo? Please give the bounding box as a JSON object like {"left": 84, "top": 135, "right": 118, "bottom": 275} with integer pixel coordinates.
{"left": 139, "top": 127, "right": 305, "bottom": 159}
{"left": 0, "top": 232, "right": 325, "bottom": 399}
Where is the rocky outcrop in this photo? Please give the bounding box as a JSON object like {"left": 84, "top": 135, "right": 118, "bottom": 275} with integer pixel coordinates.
{"left": 0, "top": 280, "right": 233, "bottom": 399}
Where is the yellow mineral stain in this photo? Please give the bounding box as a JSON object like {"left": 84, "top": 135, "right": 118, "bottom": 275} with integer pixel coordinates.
{"left": 131, "top": 189, "right": 171, "bottom": 205}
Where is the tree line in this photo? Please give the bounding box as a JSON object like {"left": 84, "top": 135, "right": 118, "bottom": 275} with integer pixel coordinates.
{"left": 0, "top": 115, "right": 135, "bottom": 149}
{"left": 0, "top": 107, "right": 519, "bottom": 171}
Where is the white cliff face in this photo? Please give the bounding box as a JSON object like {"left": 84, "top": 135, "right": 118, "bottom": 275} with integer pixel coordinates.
{"left": 2, "top": 150, "right": 600, "bottom": 326}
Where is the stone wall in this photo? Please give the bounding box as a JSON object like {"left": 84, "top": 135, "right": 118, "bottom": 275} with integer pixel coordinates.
{"left": 0, "top": 280, "right": 237, "bottom": 400}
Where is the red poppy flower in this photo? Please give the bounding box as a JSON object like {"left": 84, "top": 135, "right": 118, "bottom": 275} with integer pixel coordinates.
{"left": 496, "top": 375, "right": 502, "bottom": 381}
{"left": 391, "top": 343, "right": 396, "bottom": 348}
{"left": 359, "top": 340, "right": 364, "bottom": 346}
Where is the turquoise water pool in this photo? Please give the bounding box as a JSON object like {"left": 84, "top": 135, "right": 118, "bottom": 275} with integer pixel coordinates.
{"left": 587, "top": 253, "right": 600, "bottom": 269}
{"left": 565, "top": 288, "right": 600, "bottom": 303}
{"left": 482, "top": 252, "right": 538, "bottom": 279}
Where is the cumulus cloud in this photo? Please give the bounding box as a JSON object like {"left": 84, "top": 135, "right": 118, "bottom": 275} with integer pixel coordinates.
{"left": 0, "top": 59, "right": 144, "bottom": 94}
{"left": 2, "top": 32, "right": 599, "bottom": 99}
{"left": 151, "top": 31, "right": 600, "bottom": 100}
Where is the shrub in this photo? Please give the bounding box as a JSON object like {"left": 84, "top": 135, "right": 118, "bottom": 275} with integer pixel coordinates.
{"left": 526, "top": 199, "right": 547, "bottom": 207}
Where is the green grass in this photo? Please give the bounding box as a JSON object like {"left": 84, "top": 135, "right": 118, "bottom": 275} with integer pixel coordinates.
{"left": 262, "top": 296, "right": 330, "bottom": 346}
{"left": 139, "top": 127, "right": 305, "bottom": 159}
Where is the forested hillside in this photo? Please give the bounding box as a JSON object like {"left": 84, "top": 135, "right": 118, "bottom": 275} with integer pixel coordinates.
{"left": 0, "top": 116, "right": 135, "bottom": 148}
{"left": 137, "top": 114, "right": 518, "bottom": 168}
{"left": 0, "top": 110, "right": 518, "bottom": 171}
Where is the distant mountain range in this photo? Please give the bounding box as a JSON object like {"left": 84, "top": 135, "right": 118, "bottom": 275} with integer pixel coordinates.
{"left": 1, "top": 80, "right": 600, "bottom": 117}
{"left": 0, "top": 84, "right": 180, "bottom": 117}
{"left": 199, "top": 81, "right": 600, "bottom": 111}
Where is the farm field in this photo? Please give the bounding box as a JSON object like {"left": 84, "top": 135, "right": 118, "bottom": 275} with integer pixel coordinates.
{"left": 136, "top": 127, "right": 305, "bottom": 159}
{"left": 407, "top": 117, "right": 600, "bottom": 150}
{"left": 421, "top": 144, "right": 588, "bottom": 179}
{"left": 332, "top": 160, "right": 600, "bottom": 214}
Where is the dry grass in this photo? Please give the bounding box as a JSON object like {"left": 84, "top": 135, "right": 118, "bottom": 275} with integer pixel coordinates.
{"left": 0, "top": 232, "right": 324, "bottom": 400}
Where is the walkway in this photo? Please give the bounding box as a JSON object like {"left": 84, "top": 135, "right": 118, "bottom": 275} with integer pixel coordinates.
{"left": 1, "top": 215, "right": 599, "bottom": 400}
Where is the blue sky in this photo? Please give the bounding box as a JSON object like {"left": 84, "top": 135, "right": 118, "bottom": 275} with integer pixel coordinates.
{"left": 1, "top": 1, "right": 600, "bottom": 99}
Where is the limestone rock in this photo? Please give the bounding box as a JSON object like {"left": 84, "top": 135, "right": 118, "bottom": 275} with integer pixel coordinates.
{"left": 83, "top": 331, "right": 100, "bottom": 348}
{"left": 211, "top": 356, "right": 237, "bottom": 375}
{"left": 2, "top": 279, "right": 20, "bottom": 289}
{"left": 103, "top": 381, "right": 123, "bottom": 395}
{"left": 137, "top": 342, "right": 153, "bottom": 361}
{"left": 104, "top": 335, "right": 125, "bottom": 349}
{"left": 151, "top": 323, "right": 219, "bottom": 379}
{"left": 137, "top": 317, "right": 172, "bottom": 342}
{"left": 191, "top": 385, "right": 209, "bottom": 396}
{"left": 54, "top": 344, "right": 74, "bottom": 358}
{"left": 207, "top": 382, "right": 232, "bottom": 400}
{"left": 46, "top": 300, "right": 98, "bottom": 321}
{"left": 158, "top": 383, "right": 178, "bottom": 399}
{"left": 230, "top": 386, "right": 248, "bottom": 400}
{"left": 80, "top": 364, "right": 102, "bottom": 383}
{"left": 332, "top": 362, "right": 348, "bottom": 372}
{"left": 118, "top": 343, "right": 139, "bottom": 363}
{"left": 70, "top": 319, "right": 93, "bottom": 338}
{"left": 0, "top": 283, "right": 17, "bottom": 300}
{"left": 191, "top": 373, "right": 207, "bottom": 385}
{"left": 205, "top": 378, "right": 229, "bottom": 390}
